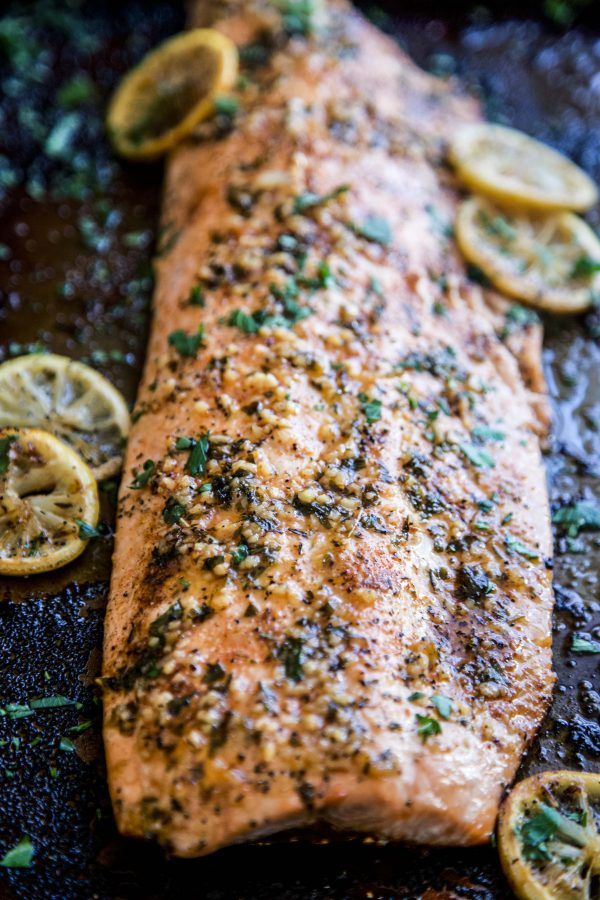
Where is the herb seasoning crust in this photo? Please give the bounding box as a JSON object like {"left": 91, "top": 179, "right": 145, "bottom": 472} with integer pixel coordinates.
{"left": 102, "top": 0, "right": 554, "bottom": 858}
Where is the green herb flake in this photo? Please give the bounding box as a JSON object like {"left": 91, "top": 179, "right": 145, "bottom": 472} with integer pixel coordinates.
{"left": 163, "top": 497, "right": 186, "bottom": 525}
{"left": 67, "top": 720, "right": 92, "bottom": 735}
{"left": 460, "top": 443, "right": 495, "bottom": 469}
{"left": 358, "top": 393, "right": 382, "bottom": 424}
{"left": 408, "top": 691, "right": 425, "bottom": 702}
{"left": 168, "top": 325, "right": 205, "bottom": 358}
{"left": 59, "top": 737, "right": 76, "bottom": 753}
{"left": 229, "top": 309, "right": 260, "bottom": 334}
{"left": 130, "top": 459, "right": 155, "bottom": 489}
{"left": 353, "top": 214, "right": 392, "bottom": 246}
{"left": 571, "top": 635, "right": 600, "bottom": 654}
{"left": 0, "top": 836, "right": 34, "bottom": 869}
{"left": 431, "top": 694, "right": 452, "bottom": 720}
{"left": 571, "top": 256, "right": 600, "bottom": 279}
{"left": 553, "top": 501, "right": 600, "bottom": 538}
{"left": 213, "top": 95, "right": 239, "bottom": 117}
{"left": 188, "top": 285, "right": 205, "bottom": 306}
{"left": 519, "top": 803, "right": 564, "bottom": 862}
{"left": 416, "top": 714, "right": 442, "bottom": 742}
{"left": 30, "top": 695, "right": 79, "bottom": 711}
{"left": 472, "top": 425, "right": 505, "bottom": 443}
{"left": 275, "top": 0, "right": 319, "bottom": 35}
{"left": 505, "top": 533, "right": 539, "bottom": 560}
{"left": 75, "top": 519, "right": 101, "bottom": 540}
{"left": 231, "top": 544, "right": 249, "bottom": 565}
{"left": 293, "top": 184, "right": 349, "bottom": 214}
{"left": 185, "top": 434, "right": 210, "bottom": 475}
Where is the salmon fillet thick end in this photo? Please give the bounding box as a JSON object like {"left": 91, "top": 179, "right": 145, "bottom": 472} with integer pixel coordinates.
{"left": 102, "top": 0, "right": 554, "bottom": 857}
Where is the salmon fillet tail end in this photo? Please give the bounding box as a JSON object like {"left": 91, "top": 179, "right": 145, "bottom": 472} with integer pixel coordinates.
{"left": 102, "top": 0, "right": 554, "bottom": 858}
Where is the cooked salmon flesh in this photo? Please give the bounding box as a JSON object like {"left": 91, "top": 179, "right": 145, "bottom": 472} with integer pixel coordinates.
{"left": 102, "top": 0, "right": 554, "bottom": 857}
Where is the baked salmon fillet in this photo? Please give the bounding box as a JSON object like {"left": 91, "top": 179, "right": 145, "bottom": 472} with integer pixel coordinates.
{"left": 102, "top": 0, "right": 554, "bottom": 857}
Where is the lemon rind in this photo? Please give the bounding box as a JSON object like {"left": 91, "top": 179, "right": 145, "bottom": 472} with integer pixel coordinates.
{"left": 450, "top": 123, "right": 598, "bottom": 213}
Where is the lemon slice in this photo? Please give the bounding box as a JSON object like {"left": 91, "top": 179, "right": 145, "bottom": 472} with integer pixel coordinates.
{"left": 455, "top": 197, "right": 600, "bottom": 313}
{"left": 0, "top": 354, "right": 130, "bottom": 480}
{"left": 449, "top": 123, "right": 598, "bottom": 212}
{"left": 498, "top": 770, "right": 600, "bottom": 900}
{"left": 107, "top": 29, "right": 239, "bottom": 160}
{"left": 0, "top": 428, "right": 99, "bottom": 576}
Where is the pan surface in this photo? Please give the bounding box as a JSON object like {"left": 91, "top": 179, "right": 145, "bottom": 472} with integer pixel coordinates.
{"left": 0, "top": 2, "right": 598, "bottom": 897}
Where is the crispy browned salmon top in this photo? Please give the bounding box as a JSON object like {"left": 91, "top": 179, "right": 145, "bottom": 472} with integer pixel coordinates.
{"left": 102, "top": 0, "right": 554, "bottom": 857}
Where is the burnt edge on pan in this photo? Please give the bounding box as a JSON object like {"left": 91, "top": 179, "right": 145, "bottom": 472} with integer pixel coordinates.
{"left": 0, "top": 2, "right": 599, "bottom": 899}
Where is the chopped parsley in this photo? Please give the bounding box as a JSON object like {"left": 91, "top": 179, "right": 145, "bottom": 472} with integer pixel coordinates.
{"left": 472, "top": 425, "right": 505, "bottom": 443}
{"left": 519, "top": 804, "right": 565, "bottom": 862}
{"left": 358, "top": 393, "right": 382, "bottom": 424}
{"left": 505, "top": 533, "right": 539, "bottom": 559}
{"left": 571, "top": 255, "right": 600, "bottom": 279}
{"left": 75, "top": 519, "right": 101, "bottom": 540}
{"left": 416, "top": 714, "right": 442, "bottom": 742}
{"left": 571, "top": 635, "right": 600, "bottom": 654}
{"left": 278, "top": 636, "right": 304, "bottom": 682}
{"left": 499, "top": 303, "right": 540, "bottom": 340}
{"left": 275, "top": 0, "right": 319, "bottom": 36}
{"left": 460, "top": 443, "right": 495, "bottom": 469}
{"left": 431, "top": 694, "right": 452, "bottom": 720}
{"left": 352, "top": 214, "right": 392, "bottom": 246}
{"left": 213, "top": 95, "right": 239, "bottom": 117}
{"left": 188, "top": 285, "right": 205, "bottom": 306}
{"left": 59, "top": 736, "right": 75, "bottom": 752}
{"left": 130, "top": 459, "right": 155, "bottom": 489}
{"left": 168, "top": 325, "right": 205, "bottom": 358}
{"left": 163, "top": 497, "right": 186, "bottom": 525}
{"left": 457, "top": 564, "right": 493, "bottom": 601}
{"left": 0, "top": 836, "right": 34, "bottom": 869}
{"left": 29, "top": 695, "right": 79, "bottom": 710}
{"left": 228, "top": 309, "right": 262, "bottom": 333}
{"left": 293, "top": 184, "right": 348, "bottom": 214}
{"left": 177, "top": 433, "right": 209, "bottom": 477}
{"left": 553, "top": 501, "right": 600, "bottom": 538}
{"left": 231, "top": 544, "right": 249, "bottom": 565}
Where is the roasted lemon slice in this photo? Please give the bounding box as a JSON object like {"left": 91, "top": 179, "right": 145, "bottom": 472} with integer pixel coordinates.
{"left": 0, "top": 428, "right": 99, "bottom": 576}
{"left": 107, "top": 29, "right": 239, "bottom": 160}
{"left": 449, "top": 123, "right": 598, "bottom": 212}
{"left": 456, "top": 197, "right": 600, "bottom": 313}
{"left": 498, "top": 770, "right": 600, "bottom": 900}
{"left": 0, "top": 354, "right": 130, "bottom": 480}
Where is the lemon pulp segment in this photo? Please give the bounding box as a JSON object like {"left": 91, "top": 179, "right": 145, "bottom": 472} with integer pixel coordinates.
{"left": 107, "top": 28, "right": 239, "bottom": 160}
{"left": 0, "top": 428, "right": 99, "bottom": 576}
{"left": 0, "top": 353, "right": 130, "bottom": 480}
{"left": 455, "top": 197, "right": 600, "bottom": 313}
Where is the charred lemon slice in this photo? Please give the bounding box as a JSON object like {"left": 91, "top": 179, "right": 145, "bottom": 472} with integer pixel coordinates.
{"left": 0, "top": 354, "right": 130, "bottom": 480}
{"left": 449, "top": 123, "right": 598, "bottom": 212}
{"left": 107, "top": 29, "right": 239, "bottom": 160}
{"left": 0, "top": 428, "right": 99, "bottom": 576}
{"left": 498, "top": 770, "right": 600, "bottom": 900}
{"left": 456, "top": 196, "right": 600, "bottom": 313}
